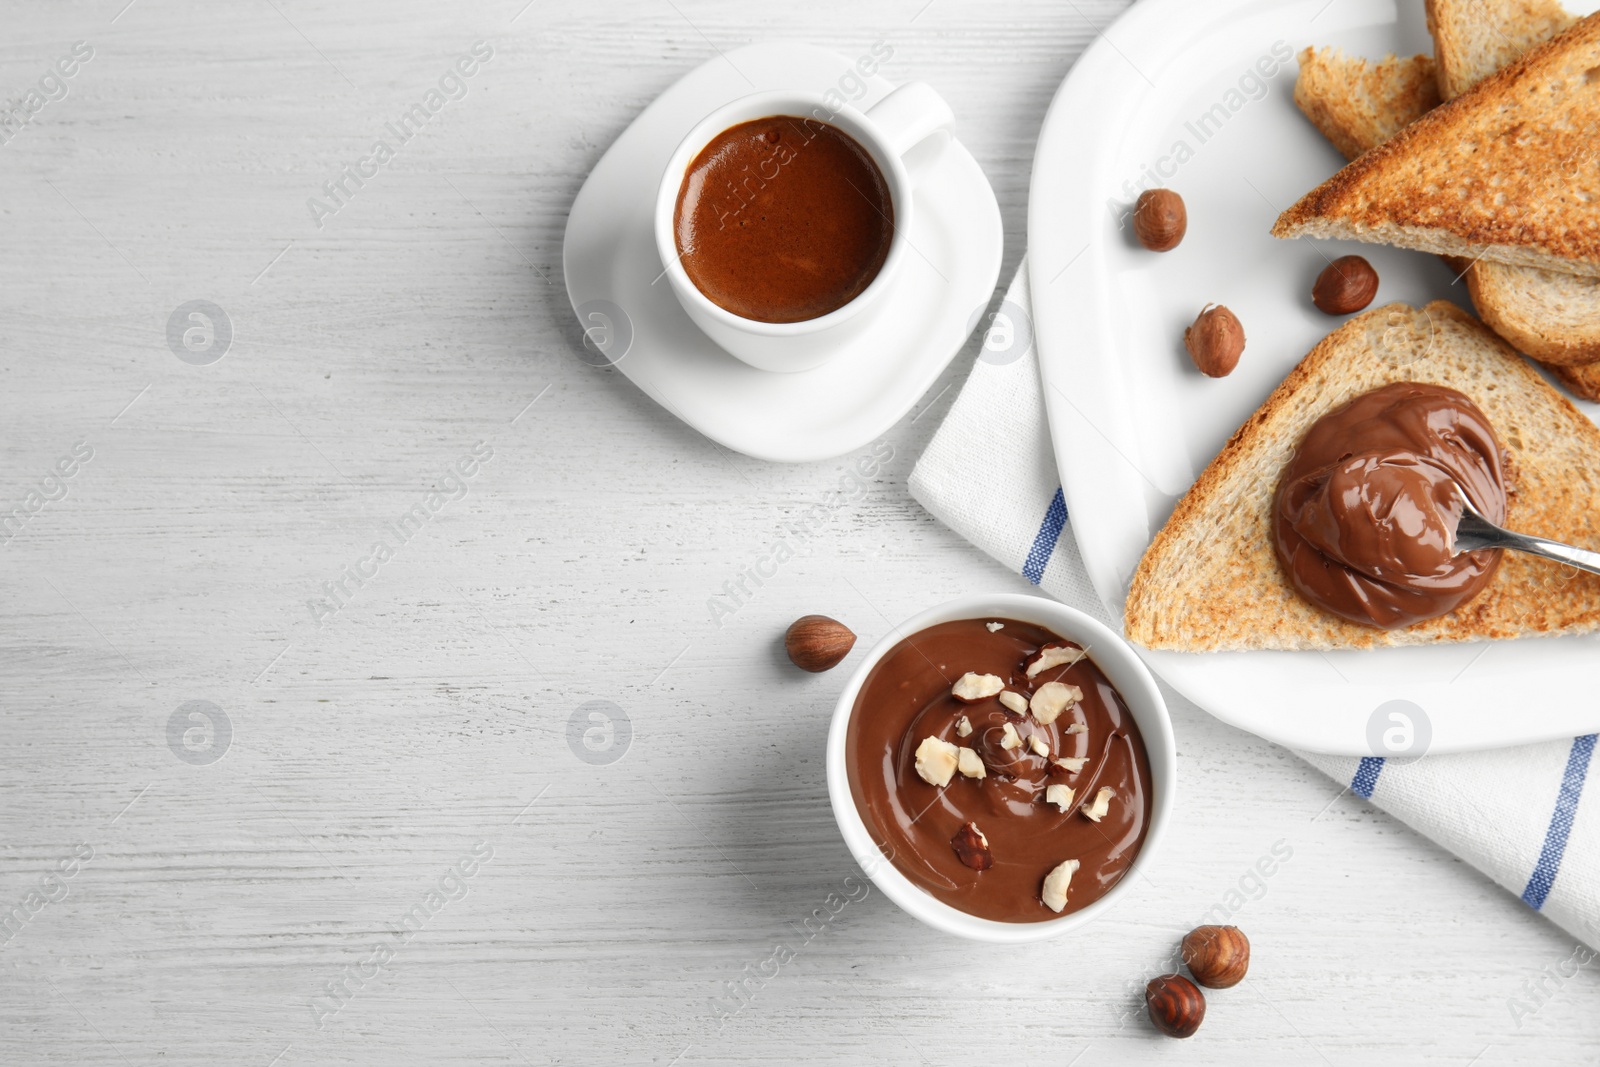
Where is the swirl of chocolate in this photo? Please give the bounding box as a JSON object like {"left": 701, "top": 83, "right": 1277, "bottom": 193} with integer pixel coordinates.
{"left": 972, "top": 714, "right": 1033, "bottom": 779}
{"left": 845, "top": 619, "right": 1153, "bottom": 923}
{"left": 1273, "top": 382, "right": 1509, "bottom": 629}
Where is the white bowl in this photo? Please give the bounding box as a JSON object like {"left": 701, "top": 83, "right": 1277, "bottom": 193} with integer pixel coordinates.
{"left": 825, "top": 593, "right": 1177, "bottom": 943}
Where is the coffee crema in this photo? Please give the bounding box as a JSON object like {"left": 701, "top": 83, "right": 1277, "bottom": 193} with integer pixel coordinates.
{"left": 673, "top": 116, "right": 893, "bottom": 324}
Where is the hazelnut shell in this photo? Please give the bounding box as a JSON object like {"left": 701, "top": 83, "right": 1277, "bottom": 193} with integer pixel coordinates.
{"left": 1312, "top": 255, "right": 1379, "bottom": 315}
{"left": 1133, "top": 189, "right": 1187, "bottom": 252}
{"left": 1182, "top": 924, "right": 1250, "bottom": 988}
{"left": 1184, "top": 305, "right": 1245, "bottom": 378}
{"left": 784, "top": 615, "right": 856, "bottom": 672}
{"left": 1146, "top": 973, "right": 1206, "bottom": 1038}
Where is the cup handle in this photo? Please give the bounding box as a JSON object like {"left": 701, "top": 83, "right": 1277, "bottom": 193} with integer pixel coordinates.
{"left": 864, "top": 81, "right": 955, "bottom": 158}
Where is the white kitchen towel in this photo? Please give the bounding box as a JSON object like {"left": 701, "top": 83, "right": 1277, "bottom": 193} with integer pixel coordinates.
{"left": 910, "top": 259, "right": 1599, "bottom": 953}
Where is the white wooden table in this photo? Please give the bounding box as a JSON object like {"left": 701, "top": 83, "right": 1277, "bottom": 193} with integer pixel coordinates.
{"left": 1, "top": 1, "right": 1595, "bottom": 1063}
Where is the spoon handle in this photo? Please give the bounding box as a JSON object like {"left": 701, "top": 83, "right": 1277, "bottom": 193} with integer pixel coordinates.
{"left": 1483, "top": 525, "right": 1600, "bottom": 577}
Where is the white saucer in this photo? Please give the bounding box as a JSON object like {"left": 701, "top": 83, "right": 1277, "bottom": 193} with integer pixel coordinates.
{"left": 561, "top": 42, "right": 1003, "bottom": 464}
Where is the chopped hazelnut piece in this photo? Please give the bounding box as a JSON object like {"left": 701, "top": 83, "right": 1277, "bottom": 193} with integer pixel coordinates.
{"left": 1053, "top": 757, "right": 1088, "bottom": 773}
{"left": 1029, "top": 681, "right": 1082, "bottom": 725}
{"left": 914, "top": 736, "right": 960, "bottom": 787}
{"left": 985, "top": 622, "right": 1004, "bottom": 632}
{"left": 1000, "top": 722, "right": 1023, "bottom": 751}
{"left": 951, "top": 821, "right": 994, "bottom": 871}
{"left": 955, "top": 715, "right": 973, "bottom": 738}
{"left": 1064, "top": 723, "right": 1087, "bottom": 735}
{"left": 1045, "top": 783, "right": 1075, "bottom": 812}
{"left": 1029, "top": 735, "right": 1049, "bottom": 758}
{"left": 1041, "top": 858, "right": 1080, "bottom": 913}
{"left": 951, "top": 672, "right": 1005, "bottom": 703}
{"left": 1081, "top": 786, "right": 1114, "bottom": 822}
{"left": 998, "top": 690, "right": 1029, "bottom": 715}
{"left": 1025, "top": 643, "right": 1086, "bottom": 679}
{"left": 957, "top": 747, "right": 986, "bottom": 779}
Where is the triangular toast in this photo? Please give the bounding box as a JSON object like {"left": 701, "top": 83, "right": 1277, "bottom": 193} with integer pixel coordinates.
{"left": 1551, "top": 360, "right": 1600, "bottom": 401}
{"left": 1426, "top": 0, "right": 1576, "bottom": 99}
{"left": 1125, "top": 302, "right": 1600, "bottom": 651}
{"left": 1427, "top": 0, "right": 1600, "bottom": 367}
{"left": 1291, "top": 11, "right": 1600, "bottom": 373}
{"left": 1469, "top": 251, "right": 1600, "bottom": 369}
{"left": 1273, "top": 12, "right": 1600, "bottom": 279}
{"left": 1291, "top": 47, "right": 1439, "bottom": 161}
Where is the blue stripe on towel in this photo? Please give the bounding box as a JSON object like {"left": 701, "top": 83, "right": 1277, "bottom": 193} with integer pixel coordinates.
{"left": 1351, "top": 757, "right": 1385, "bottom": 799}
{"left": 1022, "top": 488, "right": 1068, "bottom": 586}
{"left": 1522, "top": 734, "right": 1598, "bottom": 911}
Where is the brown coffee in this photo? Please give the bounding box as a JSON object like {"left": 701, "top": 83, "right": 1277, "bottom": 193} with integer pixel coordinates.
{"left": 673, "top": 116, "right": 894, "bottom": 324}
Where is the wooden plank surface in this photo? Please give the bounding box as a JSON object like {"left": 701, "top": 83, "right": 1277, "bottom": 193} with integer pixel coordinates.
{"left": 0, "top": 0, "right": 1596, "bottom": 1063}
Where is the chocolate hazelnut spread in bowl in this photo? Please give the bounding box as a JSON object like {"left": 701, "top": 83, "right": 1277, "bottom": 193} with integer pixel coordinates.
{"left": 826, "top": 595, "right": 1176, "bottom": 942}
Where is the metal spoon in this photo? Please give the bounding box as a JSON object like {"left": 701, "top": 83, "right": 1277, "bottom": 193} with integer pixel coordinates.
{"left": 1453, "top": 487, "right": 1600, "bottom": 576}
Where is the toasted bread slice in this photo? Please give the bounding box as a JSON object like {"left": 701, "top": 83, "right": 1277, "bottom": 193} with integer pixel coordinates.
{"left": 1125, "top": 302, "right": 1600, "bottom": 652}
{"left": 1292, "top": 47, "right": 1440, "bottom": 160}
{"left": 1290, "top": 49, "right": 1473, "bottom": 282}
{"left": 1273, "top": 13, "right": 1600, "bottom": 279}
{"left": 1424, "top": 0, "right": 1600, "bottom": 365}
{"left": 1426, "top": 0, "right": 1577, "bottom": 99}
{"left": 1468, "top": 264, "right": 1600, "bottom": 365}
{"left": 1552, "top": 361, "right": 1600, "bottom": 401}
{"left": 1291, "top": 11, "right": 1600, "bottom": 364}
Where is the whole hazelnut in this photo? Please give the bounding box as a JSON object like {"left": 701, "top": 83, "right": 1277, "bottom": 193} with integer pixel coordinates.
{"left": 1182, "top": 925, "right": 1250, "bottom": 988}
{"left": 1133, "top": 189, "right": 1187, "bottom": 252}
{"left": 1312, "top": 255, "right": 1379, "bottom": 315}
{"left": 784, "top": 615, "right": 856, "bottom": 672}
{"left": 1146, "top": 974, "right": 1206, "bottom": 1038}
{"left": 1184, "top": 305, "right": 1245, "bottom": 378}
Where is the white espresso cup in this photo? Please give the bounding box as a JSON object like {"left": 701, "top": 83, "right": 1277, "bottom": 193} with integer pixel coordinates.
{"left": 653, "top": 82, "right": 955, "bottom": 373}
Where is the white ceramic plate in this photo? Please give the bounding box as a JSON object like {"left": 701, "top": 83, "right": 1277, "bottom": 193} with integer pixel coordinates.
{"left": 1029, "top": 0, "right": 1600, "bottom": 755}
{"left": 562, "top": 42, "right": 1002, "bottom": 464}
